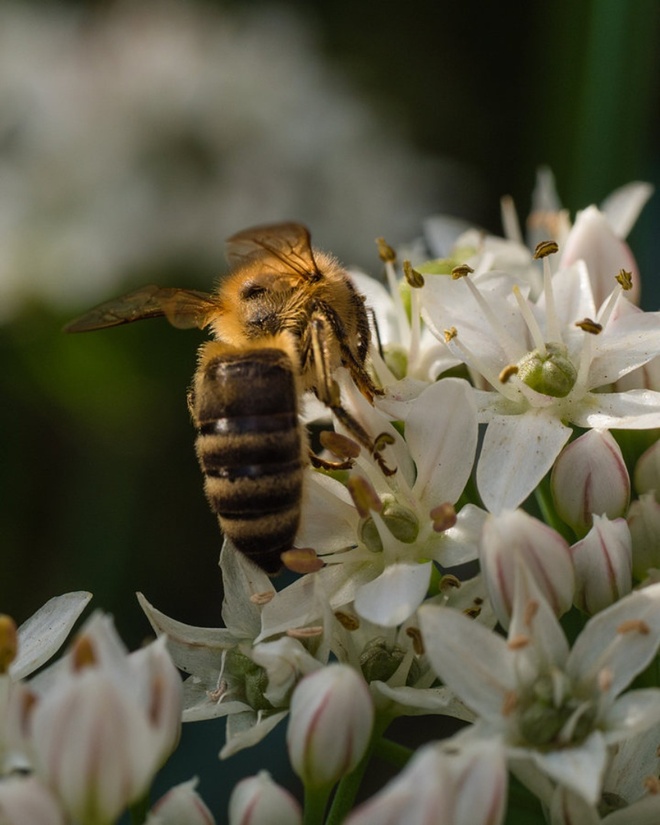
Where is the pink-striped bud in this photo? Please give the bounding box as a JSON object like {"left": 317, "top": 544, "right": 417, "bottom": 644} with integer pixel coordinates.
{"left": 571, "top": 515, "right": 632, "bottom": 614}
{"left": 628, "top": 492, "right": 660, "bottom": 580}
{"left": 480, "top": 509, "right": 574, "bottom": 628}
{"left": 228, "top": 772, "right": 301, "bottom": 825}
{"left": 635, "top": 440, "right": 660, "bottom": 499}
{"left": 551, "top": 430, "right": 630, "bottom": 538}
{"left": 286, "top": 664, "right": 373, "bottom": 789}
{"left": 147, "top": 780, "right": 215, "bottom": 825}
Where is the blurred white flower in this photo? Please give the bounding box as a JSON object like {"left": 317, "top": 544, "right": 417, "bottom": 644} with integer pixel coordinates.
{"left": 0, "top": 1, "right": 447, "bottom": 321}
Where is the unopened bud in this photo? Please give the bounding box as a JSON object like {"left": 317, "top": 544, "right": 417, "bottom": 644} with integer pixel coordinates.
{"left": 480, "top": 510, "right": 574, "bottom": 628}
{"left": 552, "top": 429, "right": 630, "bottom": 537}
{"left": 628, "top": 493, "right": 660, "bottom": 580}
{"left": 287, "top": 664, "right": 374, "bottom": 789}
{"left": 229, "top": 772, "right": 301, "bottom": 825}
{"left": 571, "top": 516, "right": 632, "bottom": 614}
{"left": 635, "top": 440, "right": 660, "bottom": 500}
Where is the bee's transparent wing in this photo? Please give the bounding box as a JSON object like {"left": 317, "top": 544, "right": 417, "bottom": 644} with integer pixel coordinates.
{"left": 225, "top": 222, "right": 320, "bottom": 280}
{"left": 64, "top": 286, "right": 220, "bottom": 332}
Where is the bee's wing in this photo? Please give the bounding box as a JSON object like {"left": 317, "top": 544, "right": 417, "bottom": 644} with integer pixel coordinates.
{"left": 64, "top": 285, "right": 220, "bottom": 332}
{"left": 225, "top": 222, "right": 320, "bottom": 280}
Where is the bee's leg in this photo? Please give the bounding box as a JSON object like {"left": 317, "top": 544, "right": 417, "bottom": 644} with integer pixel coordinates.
{"left": 314, "top": 303, "right": 383, "bottom": 401}
{"left": 310, "top": 315, "right": 396, "bottom": 476}
{"left": 309, "top": 453, "right": 354, "bottom": 471}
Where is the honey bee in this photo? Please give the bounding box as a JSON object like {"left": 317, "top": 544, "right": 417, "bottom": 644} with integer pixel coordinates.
{"left": 65, "top": 222, "right": 393, "bottom": 574}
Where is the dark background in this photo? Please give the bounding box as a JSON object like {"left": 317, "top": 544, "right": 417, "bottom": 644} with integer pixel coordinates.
{"left": 1, "top": 0, "right": 659, "bottom": 816}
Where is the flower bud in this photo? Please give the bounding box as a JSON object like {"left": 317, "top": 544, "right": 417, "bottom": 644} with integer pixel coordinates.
{"left": 559, "top": 204, "right": 641, "bottom": 307}
{"left": 30, "top": 613, "right": 182, "bottom": 825}
{"left": 479, "top": 509, "right": 574, "bottom": 628}
{"left": 635, "top": 440, "right": 660, "bottom": 499}
{"left": 286, "top": 664, "right": 374, "bottom": 789}
{"left": 0, "top": 775, "right": 65, "bottom": 825}
{"left": 628, "top": 492, "right": 660, "bottom": 580}
{"left": 571, "top": 515, "right": 632, "bottom": 614}
{"left": 551, "top": 430, "right": 630, "bottom": 537}
{"left": 128, "top": 634, "right": 183, "bottom": 767}
{"left": 228, "top": 772, "right": 301, "bottom": 825}
{"left": 147, "top": 779, "right": 216, "bottom": 825}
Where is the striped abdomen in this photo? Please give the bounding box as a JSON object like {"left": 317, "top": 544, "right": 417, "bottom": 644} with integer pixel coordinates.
{"left": 192, "top": 347, "right": 304, "bottom": 574}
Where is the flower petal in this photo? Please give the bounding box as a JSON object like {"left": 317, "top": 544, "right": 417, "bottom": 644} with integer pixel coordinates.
{"left": 220, "top": 710, "right": 288, "bottom": 759}
{"left": 408, "top": 378, "right": 478, "bottom": 507}
{"left": 513, "top": 731, "right": 607, "bottom": 805}
{"left": 567, "top": 582, "right": 660, "bottom": 697}
{"left": 418, "top": 603, "right": 514, "bottom": 724}
{"left": 354, "top": 563, "right": 432, "bottom": 627}
{"left": 570, "top": 390, "right": 660, "bottom": 430}
{"left": 11, "top": 592, "right": 92, "bottom": 681}
{"left": 477, "top": 411, "right": 571, "bottom": 513}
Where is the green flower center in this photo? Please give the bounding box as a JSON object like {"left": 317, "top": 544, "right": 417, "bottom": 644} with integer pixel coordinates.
{"left": 516, "top": 342, "right": 577, "bottom": 398}
{"left": 517, "top": 671, "right": 596, "bottom": 748}
{"left": 226, "top": 649, "right": 274, "bottom": 711}
{"left": 359, "top": 636, "right": 421, "bottom": 685}
{"left": 359, "top": 498, "right": 419, "bottom": 552}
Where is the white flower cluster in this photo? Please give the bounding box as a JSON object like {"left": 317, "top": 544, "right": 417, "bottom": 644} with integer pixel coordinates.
{"left": 4, "top": 174, "right": 660, "bottom": 824}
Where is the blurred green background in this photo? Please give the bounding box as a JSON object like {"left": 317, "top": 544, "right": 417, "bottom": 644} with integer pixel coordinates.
{"left": 1, "top": 0, "right": 659, "bottom": 815}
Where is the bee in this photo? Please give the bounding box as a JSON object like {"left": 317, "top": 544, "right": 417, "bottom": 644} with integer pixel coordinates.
{"left": 65, "top": 222, "right": 393, "bottom": 574}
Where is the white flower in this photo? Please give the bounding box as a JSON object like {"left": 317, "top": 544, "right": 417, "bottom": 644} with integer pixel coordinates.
{"left": 139, "top": 546, "right": 324, "bottom": 759}
{"left": 421, "top": 241, "right": 660, "bottom": 513}
{"left": 419, "top": 563, "right": 660, "bottom": 804}
{"left": 288, "top": 375, "right": 484, "bottom": 627}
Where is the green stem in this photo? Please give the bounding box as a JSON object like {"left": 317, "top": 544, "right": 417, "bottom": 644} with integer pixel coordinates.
{"left": 128, "top": 791, "right": 151, "bottom": 825}
{"left": 324, "top": 747, "right": 372, "bottom": 825}
{"left": 303, "top": 784, "right": 332, "bottom": 825}
{"left": 325, "top": 717, "right": 393, "bottom": 825}
{"left": 534, "top": 474, "right": 574, "bottom": 543}
{"left": 372, "top": 736, "right": 413, "bottom": 769}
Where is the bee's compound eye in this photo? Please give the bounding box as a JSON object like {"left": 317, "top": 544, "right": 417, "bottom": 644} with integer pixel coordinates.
{"left": 240, "top": 283, "right": 267, "bottom": 300}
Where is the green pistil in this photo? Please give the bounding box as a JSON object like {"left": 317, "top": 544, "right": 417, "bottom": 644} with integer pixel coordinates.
{"left": 516, "top": 342, "right": 577, "bottom": 398}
